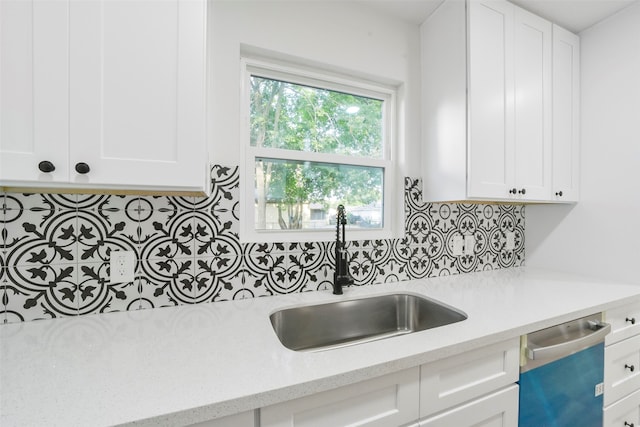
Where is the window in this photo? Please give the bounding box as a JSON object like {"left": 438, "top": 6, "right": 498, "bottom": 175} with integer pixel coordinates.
{"left": 240, "top": 58, "right": 396, "bottom": 242}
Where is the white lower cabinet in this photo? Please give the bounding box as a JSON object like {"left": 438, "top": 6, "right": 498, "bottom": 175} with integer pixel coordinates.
{"left": 414, "top": 385, "right": 519, "bottom": 427}
{"left": 604, "top": 387, "right": 640, "bottom": 427}
{"left": 260, "top": 339, "right": 520, "bottom": 427}
{"left": 413, "top": 338, "right": 519, "bottom": 427}
{"left": 605, "top": 334, "right": 640, "bottom": 406}
{"left": 260, "top": 367, "right": 420, "bottom": 427}
{"left": 419, "top": 338, "right": 519, "bottom": 417}
{"left": 606, "top": 301, "right": 640, "bottom": 346}
{"left": 605, "top": 301, "right": 640, "bottom": 423}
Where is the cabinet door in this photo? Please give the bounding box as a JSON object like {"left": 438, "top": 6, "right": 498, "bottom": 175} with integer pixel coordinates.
{"left": 467, "top": 0, "right": 515, "bottom": 200}
{"left": 68, "top": 0, "right": 206, "bottom": 190}
{"left": 513, "top": 7, "right": 552, "bottom": 200}
{"left": 419, "top": 338, "right": 519, "bottom": 418}
{"left": 417, "top": 385, "right": 519, "bottom": 427}
{"left": 260, "top": 367, "right": 419, "bottom": 427}
{"left": 604, "top": 387, "right": 640, "bottom": 427}
{"left": 552, "top": 25, "right": 580, "bottom": 202}
{"left": 0, "top": 0, "right": 69, "bottom": 183}
{"left": 605, "top": 335, "right": 640, "bottom": 406}
{"left": 606, "top": 300, "right": 640, "bottom": 346}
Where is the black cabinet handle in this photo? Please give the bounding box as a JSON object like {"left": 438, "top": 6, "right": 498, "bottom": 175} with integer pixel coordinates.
{"left": 509, "top": 188, "right": 517, "bottom": 194}
{"left": 518, "top": 188, "right": 526, "bottom": 195}
{"left": 625, "top": 422, "right": 634, "bottom": 427}
{"left": 38, "top": 160, "right": 55, "bottom": 173}
{"left": 625, "top": 364, "right": 635, "bottom": 372}
{"left": 627, "top": 317, "right": 636, "bottom": 325}
{"left": 555, "top": 191, "right": 563, "bottom": 197}
{"left": 75, "top": 162, "right": 90, "bottom": 174}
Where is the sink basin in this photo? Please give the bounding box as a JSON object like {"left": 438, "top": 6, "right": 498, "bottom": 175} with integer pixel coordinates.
{"left": 270, "top": 293, "right": 467, "bottom": 351}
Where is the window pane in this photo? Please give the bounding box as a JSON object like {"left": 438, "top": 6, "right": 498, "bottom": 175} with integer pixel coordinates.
{"left": 250, "top": 76, "right": 384, "bottom": 158}
{"left": 254, "top": 158, "right": 383, "bottom": 231}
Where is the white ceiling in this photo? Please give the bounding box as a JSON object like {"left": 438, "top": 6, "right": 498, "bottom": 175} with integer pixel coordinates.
{"left": 356, "top": 0, "right": 637, "bottom": 33}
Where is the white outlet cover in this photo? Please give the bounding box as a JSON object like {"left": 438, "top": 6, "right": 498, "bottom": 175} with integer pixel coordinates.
{"left": 595, "top": 382, "right": 604, "bottom": 397}
{"left": 110, "top": 250, "right": 136, "bottom": 283}
{"left": 452, "top": 235, "right": 464, "bottom": 256}
{"left": 464, "top": 235, "right": 475, "bottom": 255}
{"left": 506, "top": 232, "right": 516, "bottom": 251}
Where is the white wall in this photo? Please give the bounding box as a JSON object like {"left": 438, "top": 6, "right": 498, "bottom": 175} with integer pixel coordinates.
{"left": 207, "top": 0, "right": 422, "bottom": 178}
{"left": 526, "top": 1, "right": 640, "bottom": 284}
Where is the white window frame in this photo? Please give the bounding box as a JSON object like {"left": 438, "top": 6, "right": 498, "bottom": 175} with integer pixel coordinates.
{"left": 239, "top": 57, "right": 398, "bottom": 243}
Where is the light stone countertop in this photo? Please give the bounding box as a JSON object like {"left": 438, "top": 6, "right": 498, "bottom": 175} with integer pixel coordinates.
{"left": 2, "top": 266, "right": 640, "bottom": 427}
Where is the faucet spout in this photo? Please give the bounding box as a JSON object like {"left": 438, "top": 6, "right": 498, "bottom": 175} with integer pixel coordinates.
{"left": 333, "top": 204, "right": 354, "bottom": 295}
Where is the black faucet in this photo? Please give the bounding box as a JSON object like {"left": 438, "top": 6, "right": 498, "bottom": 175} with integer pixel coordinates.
{"left": 333, "top": 204, "right": 354, "bottom": 295}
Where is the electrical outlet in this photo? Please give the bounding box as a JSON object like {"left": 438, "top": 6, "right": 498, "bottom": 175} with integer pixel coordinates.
{"left": 506, "top": 232, "right": 516, "bottom": 250}
{"left": 452, "top": 235, "right": 464, "bottom": 256}
{"left": 595, "top": 382, "right": 604, "bottom": 397}
{"left": 110, "top": 250, "right": 135, "bottom": 283}
{"left": 464, "top": 235, "right": 475, "bottom": 255}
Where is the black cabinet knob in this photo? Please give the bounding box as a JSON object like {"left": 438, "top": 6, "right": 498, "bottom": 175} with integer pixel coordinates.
{"left": 518, "top": 188, "right": 526, "bottom": 195}
{"left": 624, "top": 422, "right": 634, "bottom": 427}
{"left": 555, "top": 191, "right": 563, "bottom": 197}
{"left": 38, "top": 160, "right": 55, "bottom": 173}
{"left": 75, "top": 162, "right": 90, "bottom": 174}
{"left": 509, "top": 188, "right": 517, "bottom": 194}
{"left": 625, "top": 364, "right": 635, "bottom": 372}
{"left": 626, "top": 317, "right": 636, "bottom": 325}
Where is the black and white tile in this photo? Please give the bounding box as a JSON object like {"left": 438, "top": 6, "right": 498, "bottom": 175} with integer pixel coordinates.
{"left": 0, "top": 166, "right": 525, "bottom": 323}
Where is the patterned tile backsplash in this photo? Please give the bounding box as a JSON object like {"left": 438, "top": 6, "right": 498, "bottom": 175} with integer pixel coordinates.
{"left": 0, "top": 165, "right": 525, "bottom": 323}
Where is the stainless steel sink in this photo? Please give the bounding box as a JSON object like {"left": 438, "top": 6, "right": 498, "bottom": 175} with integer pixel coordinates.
{"left": 270, "top": 293, "right": 467, "bottom": 351}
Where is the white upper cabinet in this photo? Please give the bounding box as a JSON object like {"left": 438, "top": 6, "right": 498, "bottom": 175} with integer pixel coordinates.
{"left": 552, "top": 25, "right": 580, "bottom": 202}
{"left": 467, "top": 0, "right": 515, "bottom": 199}
{"left": 513, "top": 8, "right": 552, "bottom": 200}
{"left": 68, "top": 0, "right": 207, "bottom": 191}
{"left": 422, "top": 0, "right": 576, "bottom": 203}
{"left": 0, "top": 0, "right": 69, "bottom": 184}
{"left": 1, "top": 0, "right": 208, "bottom": 194}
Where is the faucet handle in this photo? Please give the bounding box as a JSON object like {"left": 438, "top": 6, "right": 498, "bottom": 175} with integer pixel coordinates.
{"left": 337, "top": 204, "right": 347, "bottom": 223}
{"left": 332, "top": 203, "right": 353, "bottom": 295}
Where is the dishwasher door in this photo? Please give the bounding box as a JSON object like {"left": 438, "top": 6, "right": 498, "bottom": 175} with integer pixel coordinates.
{"left": 518, "top": 313, "right": 611, "bottom": 427}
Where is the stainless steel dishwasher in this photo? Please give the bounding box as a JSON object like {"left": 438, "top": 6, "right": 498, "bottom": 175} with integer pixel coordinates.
{"left": 519, "top": 313, "right": 611, "bottom": 427}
